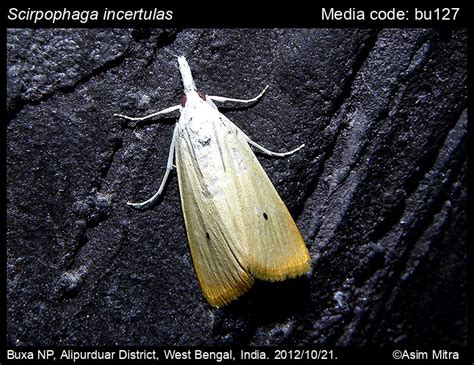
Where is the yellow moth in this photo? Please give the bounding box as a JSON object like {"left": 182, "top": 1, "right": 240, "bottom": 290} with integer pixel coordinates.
{"left": 115, "top": 56, "right": 311, "bottom": 307}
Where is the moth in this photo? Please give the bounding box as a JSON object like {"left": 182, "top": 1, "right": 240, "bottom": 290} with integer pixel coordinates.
{"left": 115, "top": 56, "right": 311, "bottom": 307}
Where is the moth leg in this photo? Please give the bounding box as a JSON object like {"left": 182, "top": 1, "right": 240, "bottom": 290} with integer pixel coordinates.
{"left": 207, "top": 85, "right": 269, "bottom": 104}
{"left": 127, "top": 125, "right": 178, "bottom": 208}
{"left": 114, "top": 105, "right": 181, "bottom": 121}
{"left": 244, "top": 133, "right": 305, "bottom": 157}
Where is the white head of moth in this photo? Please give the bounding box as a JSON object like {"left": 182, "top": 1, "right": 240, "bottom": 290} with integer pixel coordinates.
{"left": 115, "top": 56, "right": 311, "bottom": 308}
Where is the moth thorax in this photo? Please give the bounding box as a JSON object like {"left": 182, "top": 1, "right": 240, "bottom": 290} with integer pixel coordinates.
{"left": 180, "top": 90, "right": 207, "bottom": 107}
{"left": 177, "top": 56, "right": 197, "bottom": 93}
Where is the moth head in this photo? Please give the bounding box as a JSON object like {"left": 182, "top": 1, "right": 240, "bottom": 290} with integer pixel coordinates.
{"left": 177, "top": 56, "right": 197, "bottom": 93}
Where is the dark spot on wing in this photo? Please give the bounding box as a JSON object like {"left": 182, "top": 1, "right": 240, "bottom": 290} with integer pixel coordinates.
{"left": 263, "top": 212, "right": 268, "bottom": 220}
{"left": 206, "top": 232, "right": 210, "bottom": 240}
{"left": 180, "top": 94, "right": 187, "bottom": 107}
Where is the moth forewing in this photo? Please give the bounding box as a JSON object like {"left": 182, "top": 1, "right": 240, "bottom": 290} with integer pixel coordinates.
{"left": 175, "top": 107, "right": 255, "bottom": 307}
{"left": 217, "top": 117, "right": 311, "bottom": 281}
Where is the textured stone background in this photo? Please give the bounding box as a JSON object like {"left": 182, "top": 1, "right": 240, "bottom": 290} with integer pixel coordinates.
{"left": 7, "top": 28, "right": 467, "bottom": 346}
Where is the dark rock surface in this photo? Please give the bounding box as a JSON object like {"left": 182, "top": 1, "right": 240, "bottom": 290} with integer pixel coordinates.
{"left": 7, "top": 28, "right": 467, "bottom": 346}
